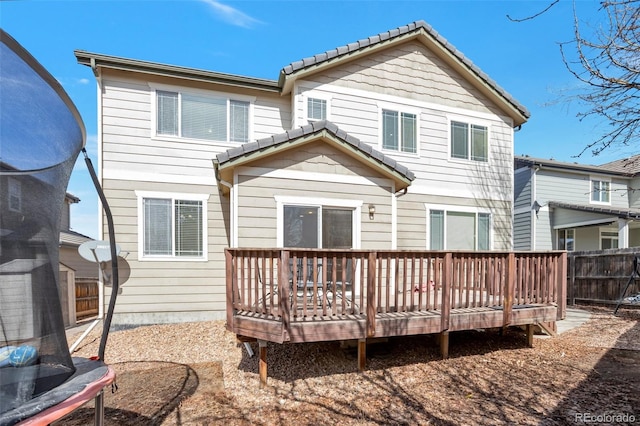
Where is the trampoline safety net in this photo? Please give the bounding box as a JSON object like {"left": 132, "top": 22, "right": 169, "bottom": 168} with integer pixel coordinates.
{"left": 0, "top": 30, "right": 85, "bottom": 415}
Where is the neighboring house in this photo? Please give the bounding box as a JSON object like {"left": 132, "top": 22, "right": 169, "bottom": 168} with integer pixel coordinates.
{"left": 59, "top": 193, "right": 97, "bottom": 280}
{"left": 514, "top": 154, "right": 640, "bottom": 251}
{"left": 75, "top": 20, "right": 529, "bottom": 325}
{"left": 59, "top": 193, "right": 97, "bottom": 326}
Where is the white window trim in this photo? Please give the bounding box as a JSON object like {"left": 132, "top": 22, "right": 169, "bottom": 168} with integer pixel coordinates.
{"left": 599, "top": 228, "right": 619, "bottom": 250}
{"left": 377, "top": 102, "right": 421, "bottom": 157}
{"left": 274, "top": 195, "right": 362, "bottom": 249}
{"left": 303, "top": 92, "right": 332, "bottom": 124}
{"left": 446, "top": 115, "right": 491, "bottom": 164}
{"left": 149, "top": 83, "right": 255, "bottom": 143}
{"left": 589, "top": 176, "right": 612, "bottom": 205}
{"left": 135, "top": 190, "right": 209, "bottom": 262}
{"left": 424, "top": 203, "right": 492, "bottom": 250}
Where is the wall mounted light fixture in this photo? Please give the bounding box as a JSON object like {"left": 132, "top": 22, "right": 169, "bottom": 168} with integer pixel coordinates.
{"left": 368, "top": 204, "right": 376, "bottom": 220}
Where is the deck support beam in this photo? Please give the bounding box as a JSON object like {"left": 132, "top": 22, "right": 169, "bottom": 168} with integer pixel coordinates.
{"left": 258, "top": 339, "right": 268, "bottom": 387}
{"left": 358, "top": 338, "right": 366, "bottom": 371}
{"left": 439, "top": 331, "right": 449, "bottom": 359}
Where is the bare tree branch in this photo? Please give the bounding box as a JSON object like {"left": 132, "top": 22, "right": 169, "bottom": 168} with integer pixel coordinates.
{"left": 507, "top": 0, "right": 560, "bottom": 22}
{"left": 560, "top": 0, "right": 640, "bottom": 157}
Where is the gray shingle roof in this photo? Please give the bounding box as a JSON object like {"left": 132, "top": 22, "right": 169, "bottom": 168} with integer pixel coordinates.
{"left": 548, "top": 201, "right": 640, "bottom": 220}
{"left": 515, "top": 154, "right": 640, "bottom": 178}
{"left": 598, "top": 155, "right": 640, "bottom": 175}
{"left": 216, "top": 120, "right": 415, "bottom": 182}
{"left": 281, "top": 20, "right": 529, "bottom": 120}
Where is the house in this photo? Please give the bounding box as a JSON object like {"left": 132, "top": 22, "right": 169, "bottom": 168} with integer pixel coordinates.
{"left": 75, "top": 20, "right": 530, "bottom": 326}
{"left": 514, "top": 154, "right": 640, "bottom": 251}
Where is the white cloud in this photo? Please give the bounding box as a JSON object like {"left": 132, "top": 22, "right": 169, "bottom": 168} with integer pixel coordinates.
{"left": 200, "top": 0, "right": 262, "bottom": 28}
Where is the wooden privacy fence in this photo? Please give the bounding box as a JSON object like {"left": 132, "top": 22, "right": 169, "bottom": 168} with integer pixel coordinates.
{"left": 75, "top": 278, "right": 99, "bottom": 319}
{"left": 568, "top": 248, "right": 640, "bottom": 305}
{"left": 226, "top": 249, "right": 567, "bottom": 343}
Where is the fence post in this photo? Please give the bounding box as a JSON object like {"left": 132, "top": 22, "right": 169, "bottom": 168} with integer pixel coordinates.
{"left": 568, "top": 253, "right": 575, "bottom": 306}
{"left": 367, "top": 251, "right": 377, "bottom": 338}
{"left": 558, "top": 252, "right": 567, "bottom": 320}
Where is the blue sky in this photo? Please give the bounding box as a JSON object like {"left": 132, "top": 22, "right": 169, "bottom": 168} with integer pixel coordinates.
{"left": 1, "top": 0, "right": 622, "bottom": 238}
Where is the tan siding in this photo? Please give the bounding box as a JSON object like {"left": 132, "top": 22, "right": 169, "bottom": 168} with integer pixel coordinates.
{"left": 235, "top": 144, "right": 395, "bottom": 250}
{"left": 295, "top": 91, "right": 513, "bottom": 200}
{"left": 255, "top": 140, "right": 385, "bottom": 178}
{"left": 100, "top": 74, "right": 290, "bottom": 180}
{"left": 313, "top": 41, "right": 500, "bottom": 116}
{"left": 100, "top": 178, "right": 228, "bottom": 324}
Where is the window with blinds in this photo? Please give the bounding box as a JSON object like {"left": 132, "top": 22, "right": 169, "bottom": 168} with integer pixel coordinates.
{"left": 143, "top": 197, "right": 203, "bottom": 257}
{"left": 307, "top": 98, "right": 326, "bottom": 121}
{"left": 156, "top": 90, "right": 249, "bottom": 142}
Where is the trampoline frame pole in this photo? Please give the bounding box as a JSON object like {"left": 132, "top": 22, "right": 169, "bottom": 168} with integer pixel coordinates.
{"left": 94, "top": 390, "right": 105, "bottom": 426}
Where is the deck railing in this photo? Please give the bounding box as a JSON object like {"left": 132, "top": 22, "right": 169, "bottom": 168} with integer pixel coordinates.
{"left": 226, "top": 249, "right": 567, "bottom": 339}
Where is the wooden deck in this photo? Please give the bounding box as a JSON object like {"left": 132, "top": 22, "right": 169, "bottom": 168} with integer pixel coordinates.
{"left": 226, "top": 249, "right": 567, "bottom": 385}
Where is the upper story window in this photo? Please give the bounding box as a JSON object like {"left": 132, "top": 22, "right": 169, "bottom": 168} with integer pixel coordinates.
{"left": 156, "top": 90, "right": 249, "bottom": 142}
{"left": 451, "top": 121, "right": 488, "bottom": 162}
{"left": 137, "top": 191, "right": 209, "bottom": 261}
{"left": 382, "top": 109, "right": 417, "bottom": 154}
{"left": 591, "top": 179, "right": 610, "bottom": 203}
{"left": 8, "top": 178, "right": 21, "bottom": 212}
{"left": 307, "top": 97, "right": 327, "bottom": 122}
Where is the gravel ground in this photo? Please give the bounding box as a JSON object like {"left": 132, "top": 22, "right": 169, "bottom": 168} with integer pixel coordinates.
{"left": 58, "top": 306, "right": 640, "bottom": 425}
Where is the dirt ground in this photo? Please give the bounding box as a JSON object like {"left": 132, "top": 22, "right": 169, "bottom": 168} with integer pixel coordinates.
{"left": 56, "top": 305, "right": 640, "bottom": 425}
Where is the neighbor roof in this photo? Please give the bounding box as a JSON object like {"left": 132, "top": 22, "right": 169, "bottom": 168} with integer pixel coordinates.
{"left": 215, "top": 120, "right": 415, "bottom": 191}
{"left": 598, "top": 155, "right": 640, "bottom": 175}
{"left": 548, "top": 201, "right": 640, "bottom": 220}
{"left": 514, "top": 155, "right": 640, "bottom": 178}
{"left": 279, "top": 20, "right": 530, "bottom": 126}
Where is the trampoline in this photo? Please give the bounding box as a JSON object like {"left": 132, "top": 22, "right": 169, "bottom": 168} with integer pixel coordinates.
{"left": 0, "top": 30, "right": 119, "bottom": 425}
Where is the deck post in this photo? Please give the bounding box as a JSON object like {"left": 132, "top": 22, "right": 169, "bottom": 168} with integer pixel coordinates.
{"left": 358, "top": 338, "right": 367, "bottom": 371}
{"left": 225, "top": 249, "right": 234, "bottom": 331}
{"left": 441, "top": 253, "right": 452, "bottom": 333}
{"left": 503, "top": 252, "right": 515, "bottom": 327}
{"left": 258, "top": 339, "right": 268, "bottom": 388}
{"left": 439, "top": 331, "right": 449, "bottom": 359}
{"left": 279, "top": 250, "right": 291, "bottom": 341}
{"left": 366, "top": 252, "right": 377, "bottom": 337}
{"left": 526, "top": 324, "right": 535, "bottom": 347}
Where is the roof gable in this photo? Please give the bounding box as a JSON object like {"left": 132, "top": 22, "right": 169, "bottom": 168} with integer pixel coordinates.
{"left": 279, "top": 21, "right": 529, "bottom": 126}
{"left": 215, "top": 121, "right": 414, "bottom": 191}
